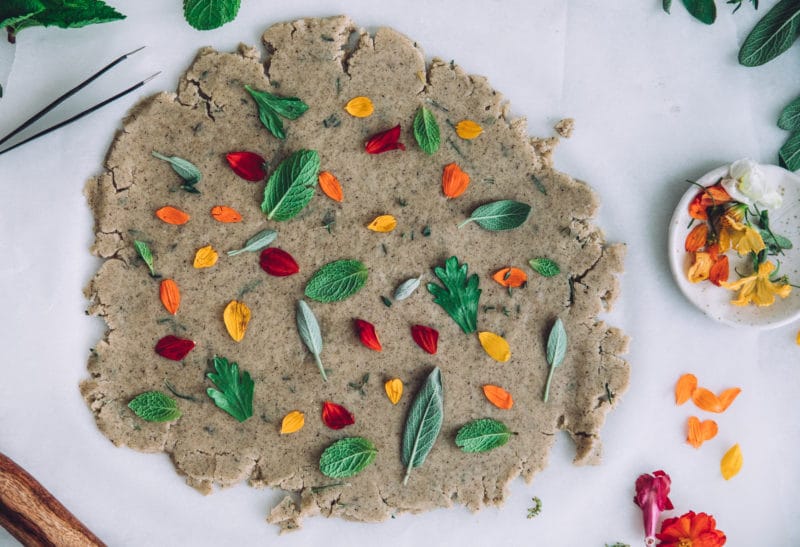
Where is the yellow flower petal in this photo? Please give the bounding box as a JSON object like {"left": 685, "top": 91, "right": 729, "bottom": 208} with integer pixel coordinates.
{"left": 280, "top": 411, "right": 305, "bottom": 434}
{"left": 223, "top": 300, "right": 251, "bottom": 342}
{"left": 367, "top": 214, "right": 397, "bottom": 233}
{"left": 721, "top": 443, "right": 743, "bottom": 480}
{"left": 344, "top": 96, "right": 374, "bottom": 118}
{"left": 721, "top": 261, "right": 791, "bottom": 307}
{"left": 384, "top": 378, "right": 403, "bottom": 405}
{"left": 193, "top": 245, "right": 219, "bottom": 269}
{"left": 687, "top": 252, "right": 712, "bottom": 283}
{"left": 455, "top": 119, "right": 483, "bottom": 140}
{"left": 478, "top": 331, "right": 511, "bottom": 362}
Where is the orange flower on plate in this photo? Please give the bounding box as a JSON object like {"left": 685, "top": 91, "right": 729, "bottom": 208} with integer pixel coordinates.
{"left": 685, "top": 223, "right": 708, "bottom": 252}
{"left": 656, "top": 511, "right": 726, "bottom": 547}
{"left": 688, "top": 184, "right": 732, "bottom": 220}
{"left": 720, "top": 261, "right": 791, "bottom": 307}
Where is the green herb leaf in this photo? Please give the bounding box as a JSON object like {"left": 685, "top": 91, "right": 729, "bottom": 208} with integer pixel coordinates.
{"left": 458, "top": 200, "right": 531, "bottom": 231}
{"left": 529, "top": 257, "right": 560, "bottom": 277}
{"left": 455, "top": 418, "right": 512, "bottom": 453}
{"left": 663, "top": 0, "right": 673, "bottom": 14}
{"left": 245, "top": 85, "right": 309, "bottom": 139}
{"left": 319, "top": 437, "right": 377, "bottom": 478}
{"left": 183, "top": 0, "right": 240, "bottom": 31}
{"left": 413, "top": 106, "right": 440, "bottom": 155}
{"left": 759, "top": 228, "right": 793, "bottom": 252}
{"left": 427, "top": 256, "right": 481, "bottom": 334}
{"left": 261, "top": 149, "right": 320, "bottom": 221}
{"left": 152, "top": 151, "right": 202, "bottom": 192}
{"left": 543, "top": 318, "right": 568, "bottom": 403}
{"left": 0, "top": 0, "right": 44, "bottom": 29}
{"left": 778, "top": 95, "right": 800, "bottom": 131}
{"left": 531, "top": 174, "right": 547, "bottom": 195}
{"left": 401, "top": 367, "right": 444, "bottom": 485}
{"left": 681, "top": 0, "right": 716, "bottom": 24}
{"left": 527, "top": 496, "right": 543, "bottom": 519}
{"left": 738, "top": 0, "right": 800, "bottom": 67}
{"left": 133, "top": 240, "right": 156, "bottom": 277}
{"left": 227, "top": 228, "right": 277, "bottom": 256}
{"left": 305, "top": 259, "right": 368, "bottom": 302}
{"left": 394, "top": 276, "right": 422, "bottom": 301}
{"left": 779, "top": 130, "right": 800, "bottom": 171}
{"left": 128, "top": 391, "right": 182, "bottom": 422}
{"left": 11, "top": 0, "right": 124, "bottom": 32}
{"left": 296, "top": 300, "right": 326, "bottom": 381}
{"left": 206, "top": 355, "right": 254, "bottom": 422}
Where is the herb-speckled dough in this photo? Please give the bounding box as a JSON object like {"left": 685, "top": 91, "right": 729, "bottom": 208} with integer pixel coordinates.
{"left": 82, "top": 15, "right": 629, "bottom": 531}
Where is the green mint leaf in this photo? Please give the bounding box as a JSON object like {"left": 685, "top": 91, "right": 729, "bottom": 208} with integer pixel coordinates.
{"left": 455, "top": 418, "right": 512, "bottom": 453}
{"left": 663, "top": 0, "right": 673, "bottom": 13}
{"left": 458, "top": 200, "right": 531, "bottom": 231}
{"left": 183, "top": 0, "right": 240, "bottom": 30}
{"left": 305, "top": 259, "right": 368, "bottom": 302}
{"left": 128, "top": 391, "right": 182, "bottom": 422}
{"left": 296, "top": 300, "right": 326, "bottom": 381}
{"left": 0, "top": 0, "right": 44, "bottom": 29}
{"left": 681, "top": 0, "right": 717, "bottom": 24}
{"left": 245, "top": 85, "right": 309, "bottom": 139}
{"left": 133, "top": 240, "right": 156, "bottom": 276}
{"left": 227, "top": 228, "right": 277, "bottom": 256}
{"left": 206, "top": 356, "right": 254, "bottom": 422}
{"left": 401, "top": 367, "right": 443, "bottom": 485}
{"left": 427, "top": 256, "right": 481, "bottom": 334}
{"left": 413, "top": 106, "right": 440, "bottom": 155}
{"left": 152, "top": 151, "right": 202, "bottom": 190}
{"left": 546, "top": 318, "right": 568, "bottom": 368}
{"left": 738, "top": 0, "right": 800, "bottom": 67}
{"left": 529, "top": 257, "right": 560, "bottom": 277}
{"left": 394, "top": 276, "right": 422, "bottom": 301}
{"left": 261, "top": 149, "right": 320, "bottom": 221}
{"left": 779, "top": 130, "right": 800, "bottom": 171}
{"left": 319, "top": 437, "right": 377, "bottom": 478}
{"left": 13, "top": 0, "right": 124, "bottom": 32}
{"left": 778, "top": 95, "right": 800, "bottom": 131}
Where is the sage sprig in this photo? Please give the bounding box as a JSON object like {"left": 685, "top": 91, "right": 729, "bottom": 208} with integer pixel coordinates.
{"left": 543, "top": 318, "right": 567, "bottom": 403}
{"left": 305, "top": 260, "right": 369, "bottom": 302}
{"left": 780, "top": 131, "right": 800, "bottom": 171}
{"left": 778, "top": 95, "right": 800, "bottom": 131}
{"left": 227, "top": 229, "right": 277, "bottom": 256}
{"left": 401, "top": 367, "right": 443, "bottom": 485}
{"left": 458, "top": 200, "right": 531, "bottom": 231}
{"left": 455, "top": 418, "right": 513, "bottom": 453}
{"left": 128, "top": 391, "right": 182, "bottom": 422}
{"left": 319, "top": 437, "right": 378, "bottom": 478}
{"left": 413, "top": 106, "right": 440, "bottom": 155}
{"left": 262, "top": 149, "right": 320, "bottom": 221}
{"left": 152, "top": 151, "right": 202, "bottom": 193}
{"left": 394, "top": 276, "right": 422, "bottom": 301}
{"left": 296, "top": 300, "right": 326, "bottom": 381}
{"left": 738, "top": 0, "right": 800, "bottom": 67}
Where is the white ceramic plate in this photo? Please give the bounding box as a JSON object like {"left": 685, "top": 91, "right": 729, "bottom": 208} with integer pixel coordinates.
{"left": 668, "top": 163, "right": 800, "bottom": 329}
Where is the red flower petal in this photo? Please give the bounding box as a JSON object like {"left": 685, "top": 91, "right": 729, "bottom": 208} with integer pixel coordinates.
{"left": 321, "top": 401, "right": 355, "bottom": 430}
{"left": 354, "top": 319, "right": 382, "bottom": 351}
{"left": 411, "top": 324, "right": 438, "bottom": 354}
{"left": 155, "top": 335, "right": 196, "bottom": 361}
{"left": 259, "top": 248, "right": 299, "bottom": 276}
{"left": 365, "top": 125, "right": 406, "bottom": 154}
{"left": 709, "top": 255, "right": 729, "bottom": 286}
{"left": 226, "top": 151, "right": 266, "bottom": 181}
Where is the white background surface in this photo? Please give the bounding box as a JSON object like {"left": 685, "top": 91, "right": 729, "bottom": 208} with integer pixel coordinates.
{"left": 1, "top": 1, "right": 799, "bottom": 545}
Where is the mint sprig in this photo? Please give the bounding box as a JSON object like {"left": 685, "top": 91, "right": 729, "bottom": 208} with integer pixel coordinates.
{"left": 245, "top": 85, "right": 309, "bottom": 140}
{"left": 8, "top": 0, "right": 124, "bottom": 34}
{"left": 128, "top": 391, "right": 182, "bottom": 422}
{"left": 413, "top": 106, "right": 440, "bottom": 155}
{"left": 305, "top": 260, "right": 368, "bottom": 303}
{"left": 261, "top": 149, "right": 320, "bottom": 221}
{"left": 183, "top": 0, "right": 240, "bottom": 31}
{"left": 319, "top": 437, "right": 377, "bottom": 478}
{"left": 206, "top": 356, "right": 254, "bottom": 422}
{"left": 455, "top": 418, "right": 513, "bottom": 453}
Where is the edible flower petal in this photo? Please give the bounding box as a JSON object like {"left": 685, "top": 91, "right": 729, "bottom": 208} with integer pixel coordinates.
{"left": 318, "top": 171, "right": 344, "bottom": 202}
{"left": 442, "top": 162, "right": 470, "bottom": 198}
{"left": 226, "top": 151, "right": 266, "bottom": 181}
{"left": 687, "top": 252, "right": 712, "bottom": 283}
{"left": 720, "top": 444, "right": 743, "bottom": 480}
{"left": 720, "top": 261, "right": 791, "bottom": 307}
{"left": 492, "top": 267, "right": 528, "bottom": 288}
{"left": 384, "top": 378, "right": 403, "bottom": 404}
{"left": 455, "top": 119, "right": 483, "bottom": 140}
{"left": 721, "top": 158, "right": 782, "bottom": 210}
{"left": 685, "top": 223, "right": 708, "bottom": 252}
{"left": 280, "top": 411, "right": 305, "bottom": 434}
{"left": 656, "top": 511, "right": 726, "bottom": 547}
{"left": 367, "top": 215, "right": 397, "bottom": 233}
{"left": 365, "top": 125, "right": 405, "bottom": 154}
{"left": 321, "top": 401, "right": 355, "bottom": 430}
{"left": 717, "top": 215, "right": 766, "bottom": 256}
{"left": 634, "top": 470, "right": 674, "bottom": 546}
{"left": 193, "top": 245, "right": 219, "bottom": 269}
{"left": 687, "top": 416, "right": 718, "bottom": 448}
{"left": 259, "top": 247, "right": 300, "bottom": 276}
{"left": 675, "top": 373, "right": 697, "bottom": 405}
{"left": 345, "top": 96, "right": 374, "bottom": 118}
{"left": 354, "top": 319, "right": 382, "bottom": 351}
{"left": 411, "top": 324, "right": 439, "bottom": 354}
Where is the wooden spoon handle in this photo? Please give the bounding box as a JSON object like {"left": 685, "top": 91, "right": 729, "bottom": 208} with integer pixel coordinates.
{"left": 0, "top": 452, "right": 105, "bottom": 547}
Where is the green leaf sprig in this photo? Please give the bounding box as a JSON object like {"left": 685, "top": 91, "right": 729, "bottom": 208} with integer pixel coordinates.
{"left": 319, "top": 437, "right": 378, "bottom": 478}
{"left": 305, "top": 259, "right": 369, "bottom": 302}
{"left": 261, "top": 149, "right": 320, "bottom": 221}
{"left": 183, "top": 0, "right": 240, "bottom": 31}
{"left": 738, "top": 0, "right": 799, "bottom": 67}
{"left": 543, "top": 318, "right": 568, "bottom": 403}
{"left": 133, "top": 240, "right": 157, "bottom": 277}
{"left": 455, "top": 418, "right": 513, "bottom": 453}
{"left": 529, "top": 257, "right": 560, "bottom": 277}
{"left": 413, "top": 106, "right": 440, "bottom": 155}
{"left": 401, "top": 367, "right": 443, "bottom": 485}
{"left": 427, "top": 256, "right": 481, "bottom": 334}
{"left": 128, "top": 391, "right": 182, "bottom": 422}
{"left": 296, "top": 300, "right": 326, "bottom": 381}
{"left": 227, "top": 228, "right": 277, "bottom": 256}
{"left": 663, "top": 0, "right": 758, "bottom": 24}
{"left": 458, "top": 200, "right": 531, "bottom": 231}
{"left": 245, "top": 85, "right": 309, "bottom": 140}
{"left": 4, "top": 0, "right": 124, "bottom": 36}
{"left": 152, "top": 151, "right": 202, "bottom": 193}
{"left": 206, "top": 355, "right": 254, "bottom": 422}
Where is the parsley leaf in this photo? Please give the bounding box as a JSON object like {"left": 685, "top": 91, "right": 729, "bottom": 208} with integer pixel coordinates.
{"left": 11, "top": 0, "right": 125, "bottom": 32}
{"left": 206, "top": 355, "right": 254, "bottom": 422}
{"left": 0, "top": 0, "right": 44, "bottom": 29}
{"left": 183, "top": 0, "right": 240, "bottom": 31}
{"left": 426, "top": 256, "right": 481, "bottom": 334}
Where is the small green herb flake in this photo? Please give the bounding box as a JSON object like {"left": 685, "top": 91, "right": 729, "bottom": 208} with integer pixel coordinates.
{"left": 305, "top": 259, "right": 369, "bottom": 302}
{"left": 427, "top": 256, "right": 481, "bottom": 334}
{"left": 526, "top": 497, "right": 542, "bottom": 519}
{"left": 421, "top": 225, "right": 431, "bottom": 237}
{"left": 245, "top": 84, "right": 309, "bottom": 139}
{"left": 183, "top": 0, "right": 240, "bottom": 30}
{"left": 531, "top": 174, "right": 547, "bottom": 195}
{"left": 738, "top": 0, "right": 800, "bottom": 67}
{"left": 529, "top": 257, "right": 560, "bottom": 277}
{"left": 206, "top": 356, "right": 254, "bottom": 422}
{"left": 381, "top": 295, "right": 393, "bottom": 307}
{"left": 413, "top": 105, "right": 441, "bottom": 155}
{"left": 227, "top": 229, "right": 277, "bottom": 256}
{"left": 323, "top": 114, "right": 341, "bottom": 128}
{"left": 455, "top": 418, "right": 512, "bottom": 453}
{"left": 319, "top": 437, "right": 378, "bottom": 478}
{"left": 543, "top": 318, "right": 568, "bottom": 403}
{"left": 133, "top": 240, "right": 156, "bottom": 276}
{"left": 261, "top": 149, "right": 320, "bottom": 221}
{"left": 152, "top": 151, "right": 202, "bottom": 191}
{"left": 458, "top": 200, "right": 531, "bottom": 231}
{"left": 128, "top": 391, "right": 181, "bottom": 422}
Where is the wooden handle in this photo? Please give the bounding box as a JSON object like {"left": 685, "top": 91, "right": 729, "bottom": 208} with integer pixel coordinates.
{"left": 0, "top": 453, "right": 105, "bottom": 547}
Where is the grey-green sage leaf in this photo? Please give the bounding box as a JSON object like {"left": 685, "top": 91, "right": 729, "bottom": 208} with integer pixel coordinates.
{"left": 458, "top": 200, "right": 531, "bottom": 231}
{"left": 128, "top": 391, "right": 182, "bottom": 422}
{"left": 738, "top": 0, "right": 800, "bottom": 67}
{"left": 455, "top": 418, "right": 512, "bottom": 453}
{"left": 319, "top": 437, "right": 377, "bottom": 478}
{"left": 543, "top": 318, "right": 568, "bottom": 403}
{"left": 778, "top": 95, "right": 800, "bottom": 131}
{"left": 261, "top": 149, "right": 320, "bottom": 221}
{"left": 305, "top": 259, "right": 368, "bottom": 303}
{"left": 779, "top": 130, "right": 800, "bottom": 171}
{"left": 152, "top": 151, "right": 202, "bottom": 190}
{"left": 401, "top": 367, "right": 443, "bottom": 485}
{"left": 394, "top": 276, "right": 422, "bottom": 301}
{"left": 296, "top": 300, "right": 326, "bottom": 381}
{"left": 227, "top": 228, "right": 277, "bottom": 256}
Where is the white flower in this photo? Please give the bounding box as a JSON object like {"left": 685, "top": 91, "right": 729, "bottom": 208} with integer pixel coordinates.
{"left": 721, "top": 158, "right": 782, "bottom": 209}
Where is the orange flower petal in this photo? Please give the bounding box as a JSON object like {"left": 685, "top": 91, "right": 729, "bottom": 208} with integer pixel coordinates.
{"left": 155, "top": 206, "right": 190, "bottom": 225}
{"left": 442, "top": 162, "right": 470, "bottom": 198}
{"left": 159, "top": 279, "right": 181, "bottom": 315}
{"left": 692, "top": 387, "right": 723, "bottom": 412}
{"left": 482, "top": 385, "right": 514, "bottom": 409}
{"left": 685, "top": 223, "right": 708, "bottom": 252}
{"left": 709, "top": 255, "right": 729, "bottom": 286}
{"left": 675, "top": 373, "right": 698, "bottom": 405}
{"left": 492, "top": 267, "right": 528, "bottom": 288}
{"left": 687, "top": 416, "right": 718, "bottom": 448}
{"left": 717, "top": 387, "right": 741, "bottom": 412}
{"left": 318, "top": 171, "right": 344, "bottom": 202}
{"left": 211, "top": 205, "right": 242, "bottom": 223}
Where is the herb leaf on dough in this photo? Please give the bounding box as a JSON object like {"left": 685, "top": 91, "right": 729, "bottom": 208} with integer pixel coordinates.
{"left": 261, "top": 149, "right": 320, "bottom": 221}
{"left": 183, "top": 0, "right": 240, "bottom": 31}
{"left": 206, "top": 355, "right": 254, "bottom": 422}
{"left": 401, "top": 367, "right": 443, "bottom": 485}
{"left": 427, "top": 256, "right": 481, "bottom": 333}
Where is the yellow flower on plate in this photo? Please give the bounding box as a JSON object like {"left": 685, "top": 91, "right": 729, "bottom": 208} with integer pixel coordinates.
{"left": 720, "top": 261, "right": 791, "bottom": 307}
{"left": 687, "top": 252, "right": 712, "bottom": 283}
{"left": 717, "top": 214, "right": 765, "bottom": 256}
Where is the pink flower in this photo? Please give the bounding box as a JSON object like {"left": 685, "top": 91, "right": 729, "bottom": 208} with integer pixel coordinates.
{"left": 634, "top": 470, "right": 674, "bottom": 546}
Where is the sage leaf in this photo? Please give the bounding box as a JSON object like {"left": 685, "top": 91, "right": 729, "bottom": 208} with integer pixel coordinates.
{"left": 458, "top": 200, "right": 531, "bottom": 231}
{"left": 183, "top": 0, "right": 240, "bottom": 31}
{"left": 413, "top": 106, "right": 440, "bottom": 155}
{"left": 128, "top": 391, "right": 181, "bottom": 422}
{"left": 394, "top": 276, "right": 422, "bottom": 301}
{"left": 296, "top": 300, "right": 326, "bottom": 381}
{"left": 681, "top": 0, "right": 716, "bottom": 24}
{"left": 455, "top": 418, "right": 512, "bottom": 453}
{"left": 779, "top": 130, "right": 800, "bottom": 171}
{"left": 305, "top": 259, "right": 368, "bottom": 302}
{"left": 319, "top": 437, "right": 377, "bottom": 478}
{"left": 206, "top": 356, "right": 254, "bottom": 422}
{"left": 738, "top": 0, "right": 800, "bottom": 67}
{"left": 133, "top": 240, "right": 156, "bottom": 277}
{"left": 227, "top": 228, "right": 277, "bottom": 256}
{"left": 261, "top": 149, "right": 320, "bottom": 221}
{"left": 759, "top": 228, "right": 793, "bottom": 251}
{"left": 543, "top": 318, "right": 568, "bottom": 403}
{"left": 529, "top": 257, "right": 560, "bottom": 277}
{"left": 427, "top": 256, "right": 481, "bottom": 334}
{"left": 778, "top": 95, "right": 800, "bottom": 131}
{"left": 245, "top": 84, "right": 309, "bottom": 139}
{"left": 152, "top": 151, "right": 202, "bottom": 190}
{"left": 401, "top": 367, "right": 443, "bottom": 485}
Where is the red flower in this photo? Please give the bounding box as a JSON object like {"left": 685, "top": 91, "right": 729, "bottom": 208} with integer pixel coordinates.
{"left": 634, "top": 470, "right": 674, "bottom": 546}
{"left": 411, "top": 324, "right": 438, "bottom": 354}
{"left": 365, "top": 125, "right": 405, "bottom": 154}
{"left": 259, "top": 248, "right": 299, "bottom": 276}
{"left": 354, "top": 319, "right": 382, "bottom": 351}
{"left": 226, "top": 151, "right": 266, "bottom": 181}
{"left": 154, "top": 335, "right": 196, "bottom": 361}
{"left": 657, "top": 511, "right": 726, "bottom": 547}
{"left": 321, "top": 401, "right": 354, "bottom": 430}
